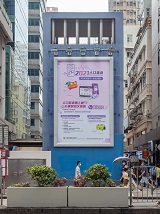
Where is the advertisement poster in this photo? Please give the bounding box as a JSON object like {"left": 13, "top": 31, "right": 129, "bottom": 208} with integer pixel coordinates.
{"left": 54, "top": 57, "right": 114, "bottom": 147}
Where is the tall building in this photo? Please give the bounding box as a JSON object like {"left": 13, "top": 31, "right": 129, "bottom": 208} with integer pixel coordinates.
{"left": 4, "top": 0, "right": 31, "bottom": 139}
{"left": 108, "top": 0, "right": 149, "bottom": 151}
{"left": 126, "top": 16, "right": 152, "bottom": 152}
{"left": 28, "top": 0, "right": 46, "bottom": 139}
{"left": 131, "top": 0, "right": 160, "bottom": 164}
{"left": 0, "top": 0, "right": 16, "bottom": 147}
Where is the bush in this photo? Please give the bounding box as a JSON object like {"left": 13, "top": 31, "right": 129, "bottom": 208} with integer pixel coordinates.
{"left": 53, "top": 177, "right": 67, "bottom": 187}
{"left": 84, "top": 163, "right": 111, "bottom": 187}
{"left": 27, "top": 165, "right": 57, "bottom": 187}
{"left": 10, "top": 182, "right": 30, "bottom": 187}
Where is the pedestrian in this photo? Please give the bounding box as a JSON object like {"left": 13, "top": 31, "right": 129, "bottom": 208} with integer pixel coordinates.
{"left": 75, "top": 161, "right": 81, "bottom": 179}
{"left": 139, "top": 161, "right": 155, "bottom": 191}
{"left": 122, "top": 167, "right": 129, "bottom": 186}
{"left": 156, "top": 164, "right": 160, "bottom": 187}
{"left": 149, "top": 165, "right": 157, "bottom": 187}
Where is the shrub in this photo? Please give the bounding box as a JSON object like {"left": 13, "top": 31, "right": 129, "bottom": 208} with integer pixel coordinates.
{"left": 84, "top": 163, "right": 111, "bottom": 187}
{"left": 10, "top": 182, "right": 30, "bottom": 187}
{"left": 27, "top": 165, "right": 57, "bottom": 187}
{"left": 53, "top": 177, "right": 67, "bottom": 187}
{"left": 73, "top": 177, "right": 87, "bottom": 187}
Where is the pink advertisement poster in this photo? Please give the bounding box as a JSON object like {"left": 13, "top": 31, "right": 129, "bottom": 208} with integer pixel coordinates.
{"left": 54, "top": 57, "right": 114, "bottom": 147}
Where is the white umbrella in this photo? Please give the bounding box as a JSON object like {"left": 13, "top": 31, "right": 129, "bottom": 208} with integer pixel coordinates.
{"left": 113, "top": 156, "right": 131, "bottom": 163}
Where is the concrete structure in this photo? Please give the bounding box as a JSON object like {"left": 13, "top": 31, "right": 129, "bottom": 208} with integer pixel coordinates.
{"left": 125, "top": 16, "right": 152, "bottom": 152}
{"left": 28, "top": 0, "right": 46, "bottom": 139}
{"left": 43, "top": 12, "right": 123, "bottom": 179}
{"left": 46, "top": 7, "right": 58, "bottom": 12}
{"left": 131, "top": 1, "right": 160, "bottom": 164}
{"left": 108, "top": 0, "right": 141, "bottom": 151}
{"left": 4, "top": 0, "right": 31, "bottom": 140}
{"left": 0, "top": 0, "right": 16, "bottom": 144}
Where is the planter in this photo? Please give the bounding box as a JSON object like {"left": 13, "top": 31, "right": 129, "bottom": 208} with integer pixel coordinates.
{"left": 7, "top": 187, "right": 67, "bottom": 207}
{"left": 68, "top": 186, "right": 128, "bottom": 207}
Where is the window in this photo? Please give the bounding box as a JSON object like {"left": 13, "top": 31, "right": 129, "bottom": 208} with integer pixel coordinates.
{"left": 124, "top": 80, "right": 128, "bottom": 88}
{"left": 29, "top": 2, "right": 40, "bottom": 9}
{"left": 142, "top": 74, "right": 146, "bottom": 87}
{"left": 133, "top": 1, "right": 136, "bottom": 6}
{"left": 158, "top": 78, "right": 160, "bottom": 97}
{"left": 158, "top": 50, "right": 160, "bottom": 65}
{"left": 67, "top": 19, "right": 76, "bottom": 44}
{"left": 31, "top": 102, "right": 35, "bottom": 109}
{"left": 28, "top": 52, "right": 40, "bottom": 59}
{"left": 127, "top": 34, "right": 132, "bottom": 42}
{"left": 159, "top": 8, "right": 160, "bottom": 17}
{"left": 146, "top": 8, "right": 150, "bottom": 16}
{"left": 28, "top": 35, "right": 40, "bottom": 43}
{"left": 103, "top": 19, "right": 112, "bottom": 44}
{"left": 28, "top": 19, "right": 39, "bottom": 26}
{"left": 28, "top": 69, "right": 39, "bottom": 76}
{"left": 54, "top": 20, "right": 64, "bottom": 44}
{"left": 127, "top": 50, "right": 132, "bottom": 58}
{"left": 130, "top": 2, "right": 133, "bottom": 6}
{"left": 79, "top": 19, "right": 88, "bottom": 44}
{"left": 31, "top": 119, "right": 35, "bottom": 126}
{"left": 90, "top": 19, "right": 100, "bottom": 44}
{"left": 31, "top": 85, "right": 39, "bottom": 93}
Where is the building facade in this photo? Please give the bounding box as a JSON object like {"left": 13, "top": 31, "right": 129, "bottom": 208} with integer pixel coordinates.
{"left": 28, "top": 0, "right": 46, "bottom": 139}
{"left": 131, "top": 1, "right": 160, "bottom": 164}
{"left": 43, "top": 12, "right": 124, "bottom": 179}
{"left": 0, "top": 0, "right": 16, "bottom": 147}
{"left": 125, "top": 16, "right": 152, "bottom": 151}
{"left": 4, "top": 0, "right": 31, "bottom": 139}
{"left": 108, "top": 0, "right": 142, "bottom": 151}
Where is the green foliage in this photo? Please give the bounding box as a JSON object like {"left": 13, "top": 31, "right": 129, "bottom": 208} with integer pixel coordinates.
{"left": 84, "top": 163, "right": 111, "bottom": 187}
{"left": 105, "top": 179, "right": 116, "bottom": 187}
{"left": 10, "top": 182, "right": 30, "bottom": 187}
{"left": 27, "top": 165, "right": 57, "bottom": 187}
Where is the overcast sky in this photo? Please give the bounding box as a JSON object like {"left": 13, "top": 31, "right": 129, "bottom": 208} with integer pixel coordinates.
{"left": 47, "top": 0, "right": 108, "bottom": 12}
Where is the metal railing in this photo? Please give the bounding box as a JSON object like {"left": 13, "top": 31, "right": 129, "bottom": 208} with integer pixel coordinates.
{"left": 129, "top": 165, "right": 159, "bottom": 205}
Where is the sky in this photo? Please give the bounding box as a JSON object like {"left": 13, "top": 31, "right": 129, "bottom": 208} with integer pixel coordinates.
{"left": 47, "top": 0, "right": 108, "bottom": 12}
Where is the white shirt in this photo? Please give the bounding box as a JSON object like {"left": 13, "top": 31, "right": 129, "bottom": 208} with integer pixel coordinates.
{"left": 75, "top": 165, "right": 81, "bottom": 179}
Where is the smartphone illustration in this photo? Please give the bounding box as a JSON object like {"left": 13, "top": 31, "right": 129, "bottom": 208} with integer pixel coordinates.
{"left": 92, "top": 83, "right": 99, "bottom": 98}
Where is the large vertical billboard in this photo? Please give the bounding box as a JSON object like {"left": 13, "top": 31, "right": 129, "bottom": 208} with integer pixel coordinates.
{"left": 54, "top": 57, "right": 114, "bottom": 147}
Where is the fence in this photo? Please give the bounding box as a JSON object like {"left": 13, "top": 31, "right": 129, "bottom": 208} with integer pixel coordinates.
{"left": 128, "top": 165, "right": 159, "bottom": 205}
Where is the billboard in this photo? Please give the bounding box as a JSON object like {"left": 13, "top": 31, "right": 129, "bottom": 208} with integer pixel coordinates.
{"left": 54, "top": 57, "right": 114, "bottom": 147}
